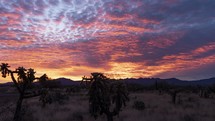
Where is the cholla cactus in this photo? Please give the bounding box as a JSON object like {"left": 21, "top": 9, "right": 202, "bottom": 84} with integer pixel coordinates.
{"left": 0, "top": 63, "right": 49, "bottom": 121}
{"left": 88, "top": 73, "right": 129, "bottom": 121}
{"left": 110, "top": 82, "right": 129, "bottom": 113}
{"left": 38, "top": 74, "right": 49, "bottom": 87}
{"left": 16, "top": 67, "right": 27, "bottom": 83}
{"left": 27, "top": 68, "right": 36, "bottom": 82}
{"left": 0, "top": 63, "right": 10, "bottom": 77}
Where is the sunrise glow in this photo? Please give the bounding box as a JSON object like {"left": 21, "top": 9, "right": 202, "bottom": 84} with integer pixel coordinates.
{"left": 0, "top": 0, "right": 215, "bottom": 82}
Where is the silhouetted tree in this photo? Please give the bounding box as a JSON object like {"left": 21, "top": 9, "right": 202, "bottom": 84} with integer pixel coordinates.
{"left": 81, "top": 75, "right": 93, "bottom": 88}
{"left": 209, "top": 84, "right": 215, "bottom": 94}
{"left": 170, "top": 90, "right": 178, "bottom": 104}
{"left": 133, "top": 101, "right": 145, "bottom": 110}
{"left": 155, "top": 80, "right": 158, "bottom": 90}
{"left": 0, "top": 63, "right": 49, "bottom": 121}
{"left": 167, "top": 89, "right": 182, "bottom": 104}
{"left": 87, "top": 73, "right": 129, "bottom": 121}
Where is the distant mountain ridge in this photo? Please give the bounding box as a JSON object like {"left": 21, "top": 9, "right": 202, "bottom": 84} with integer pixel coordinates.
{"left": 123, "top": 77, "right": 215, "bottom": 86}
{"left": 1, "top": 77, "right": 215, "bottom": 87}
{"left": 52, "top": 77, "right": 80, "bottom": 86}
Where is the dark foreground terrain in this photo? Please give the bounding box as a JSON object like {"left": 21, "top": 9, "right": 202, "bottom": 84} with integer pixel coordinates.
{"left": 0, "top": 85, "right": 215, "bottom": 121}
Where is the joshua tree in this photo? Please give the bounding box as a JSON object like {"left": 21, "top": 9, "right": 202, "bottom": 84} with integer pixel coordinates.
{"left": 81, "top": 75, "right": 93, "bottom": 88}
{"left": 167, "top": 89, "right": 182, "bottom": 104}
{"left": 87, "top": 72, "right": 129, "bottom": 121}
{"left": 170, "top": 90, "right": 179, "bottom": 104}
{"left": 209, "top": 84, "right": 215, "bottom": 94}
{"left": 155, "top": 80, "right": 158, "bottom": 90}
{"left": 0, "top": 63, "right": 49, "bottom": 121}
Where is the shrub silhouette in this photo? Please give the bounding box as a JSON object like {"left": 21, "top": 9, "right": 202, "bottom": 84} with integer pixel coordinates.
{"left": 39, "top": 89, "right": 69, "bottom": 107}
{"left": 133, "top": 101, "right": 145, "bottom": 110}
{"left": 0, "top": 63, "right": 49, "bottom": 121}
{"left": 87, "top": 72, "right": 129, "bottom": 121}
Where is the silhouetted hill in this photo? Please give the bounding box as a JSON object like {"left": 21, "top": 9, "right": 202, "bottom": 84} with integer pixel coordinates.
{"left": 123, "top": 77, "right": 215, "bottom": 86}
{"left": 187, "top": 77, "right": 215, "bottom": 86}
{"left": 0, "top": 78, "right": 80, "bottom": 87}
{"left": 0, "top": 82, "right": 13, "bottom": 87}
{"left": 53, "top": 77, "right": 80, "bottom": 86}
{"left": 1, "top": 77, "right": 215, "bottom": 87}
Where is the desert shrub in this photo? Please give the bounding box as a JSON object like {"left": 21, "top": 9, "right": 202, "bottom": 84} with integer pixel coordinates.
{"left": 39, "top": 90, "right": 69, "bottom": 107}
{"left": 71, "top": 112, "right": 84, "bottom": 121}
{"left": 127, "top": 84, "right": 145, "bottom": 92}
{"left": 66, "top": 86, "right": 81, "bottom": 94}
{"left": 133, "top": 101, "right": 145, "bottom": 110}
{"left": 183, "top": 114, "right": 196, "bottom": 121}
{"left": 39, "top": 90, "right": 52, "bottom": 107}
{"left": 187, "top": 97, "right": 195, "bottom": 102}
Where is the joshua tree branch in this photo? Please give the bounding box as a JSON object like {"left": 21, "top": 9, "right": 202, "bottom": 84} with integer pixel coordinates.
{"left": 21, "top": 77, "right": 30, "bottom": 94}
{"left": 9, "top": 71, "right": 22, "bottom": 94}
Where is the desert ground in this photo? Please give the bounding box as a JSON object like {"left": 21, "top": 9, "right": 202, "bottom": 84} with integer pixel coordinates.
{"left": 0, "top": 86, "right": 215, "bottom": 121}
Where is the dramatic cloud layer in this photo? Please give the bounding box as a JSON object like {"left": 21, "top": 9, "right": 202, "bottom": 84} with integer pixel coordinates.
{"left": 0, "top": 0, "right": 215, "bottom": 82}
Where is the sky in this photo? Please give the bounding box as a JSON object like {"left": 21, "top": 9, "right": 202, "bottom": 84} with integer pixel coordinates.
{"left": 0, "top": 0, "right": 215, "bottom": 82}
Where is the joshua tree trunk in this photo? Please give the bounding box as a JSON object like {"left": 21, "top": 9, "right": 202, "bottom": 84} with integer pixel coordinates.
{"left": 14, "top": 94, "right": 24, "bottom": 121}
{"left": 172, "top": 92, "right": 176, "bottom": 104}
{"left": 170, "top": 90, "right": 179, "bottom": 104}
{"left": 155, "top": 80, "right": 158, "bottom": 90}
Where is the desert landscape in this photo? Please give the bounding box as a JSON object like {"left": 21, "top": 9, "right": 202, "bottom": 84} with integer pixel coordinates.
{"left": 1, "top": 0, "right": 215, "bottom": 121}
{"left": 1, "top": 77, "right": 215, "bottom": 121}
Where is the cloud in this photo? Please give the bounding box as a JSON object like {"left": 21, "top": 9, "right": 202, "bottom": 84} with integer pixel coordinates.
{"left": 0, "top": 0, "right": 215, "bottom": 82}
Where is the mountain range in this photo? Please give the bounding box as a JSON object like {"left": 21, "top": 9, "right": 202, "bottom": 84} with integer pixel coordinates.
{"left": 122, "top": 77, "right": 215, "bottom": 86}
{"left": 0, "top": 77, "right": 215, "bottom": 87}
